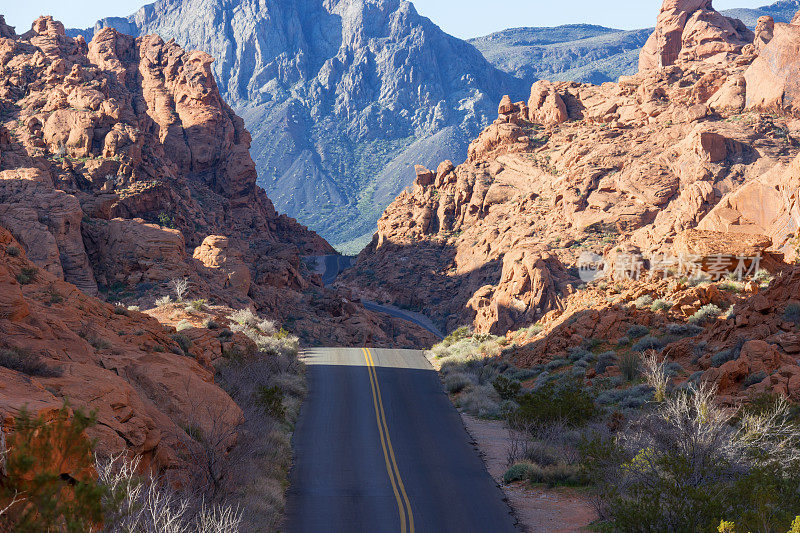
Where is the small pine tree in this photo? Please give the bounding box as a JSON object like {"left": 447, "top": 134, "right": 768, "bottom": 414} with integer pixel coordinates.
{"left": 0, "top": 404, "right": 104, "bottom": 532}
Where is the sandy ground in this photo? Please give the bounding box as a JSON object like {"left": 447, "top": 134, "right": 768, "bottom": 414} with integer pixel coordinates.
{"left": 461, "top": 413, "right": 596, "bottom": 532}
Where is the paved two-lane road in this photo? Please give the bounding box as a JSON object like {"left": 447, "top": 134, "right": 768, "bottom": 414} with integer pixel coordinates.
{"left": 285, "top": 347, "right": 518, "bottom": 532}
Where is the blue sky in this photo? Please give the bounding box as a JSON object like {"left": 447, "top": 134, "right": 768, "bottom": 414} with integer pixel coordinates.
{"left": 2, "top": 0, "right": 773, "bottom": 38}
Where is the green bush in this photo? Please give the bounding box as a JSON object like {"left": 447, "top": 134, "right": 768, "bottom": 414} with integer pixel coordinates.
{"left": 492, "top": 375, "right": 522, "bottom": 400}
{"left": 444, "top": 373, "right": 472, "bottom": 394}
{"left": 503, "top": 462, "right": 537, "bottom": 483}
{"left": 510, "top": 378, "right": 596, "bottom": 427}
{"left": 583, "top": 386, "right": 800, "bottom": 532}
{"left": 1, "top": 405, "right": 104, "bottom": 532}
{"left": 0, "top": 347, "right": 61, "bottom": 377}
{"left": 634, "top": 295, "right": 653, "bottom": 309}
{"left": 784, "top": 303, "right": 800, "bottom": 324}
{"left": 186, "top": 299, "right": 207, "bottom": 311}
{"left": 15, "top": 267, "right": 37, "bottom": 285}
{"left": 256, "top": 385, "right": 286, "bottom": 422}
{"left": 6, "top": 245, "right": 20, "bottom": 257}
{"left": 651, "top": 299, "right": 672, "bottom": 312}
{"left": 619, "top": 352, "right": 641, "bottom": 381}
{"left": 171, "top": 333, "right": 192, "bottom": 356}
{"left": 527, "top": 461, "right": 583, "bottom": 487}
{"left": 631, "top": 335, "right": 663, "bottom": 352}
{"left": 627, "top": 324, "right": 649, "bottom": 339}
{"left": 689, "top": 304, "right": 723, "bottom": 325}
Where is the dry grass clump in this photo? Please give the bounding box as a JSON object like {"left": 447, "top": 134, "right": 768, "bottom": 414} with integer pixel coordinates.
{"left": 213, "top": 308, "right": 305, "bottom": 530}
{"left": 96, "top": 455, "right": 242, "bottom": 532}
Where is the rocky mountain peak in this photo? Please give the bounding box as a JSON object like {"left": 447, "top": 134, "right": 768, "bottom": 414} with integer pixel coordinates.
{"left": 639, "top": 0, "right": 754, "bottom": 71}
{"left": 75, "top": 0, "right": 526, "bottom": 246}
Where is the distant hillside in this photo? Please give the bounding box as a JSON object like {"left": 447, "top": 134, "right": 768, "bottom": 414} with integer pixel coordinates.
{"left": 469, "top": 25, "right": 650, "bottom": 84}
{"left": 470, "top": 1, "right": 798, "bottom": 85}
{"left": 722, "top": 0, "right": 799, "bottom": 26}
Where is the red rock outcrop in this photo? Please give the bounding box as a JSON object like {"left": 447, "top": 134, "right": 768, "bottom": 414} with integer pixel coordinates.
{"left": 0, "top": 17, "right": 433, "bottom": 348}
{"left": 0, "top": 225, "right": 241, "bottom": 475}
{"left": 744, "top": 17, "right": 800, "bottom": 116}
{"left": 638, "top": 0, "right": 754, "bottom": 71}
{"left": 340, "top": 3, "right": 800, "bottom": 337}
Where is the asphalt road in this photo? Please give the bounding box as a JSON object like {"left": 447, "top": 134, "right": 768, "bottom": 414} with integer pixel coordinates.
{"left": 284, "top": 347, "right": 518, "bottom": 533}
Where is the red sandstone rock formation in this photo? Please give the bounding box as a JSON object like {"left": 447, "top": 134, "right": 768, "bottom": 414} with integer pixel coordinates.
{"left": 0, "top": 225, "right": 242, "bottom": 474}
{"left": 0, "top": 17, "right": 433, "bottom": 348}
{"left": 638, "top": 0, "right": 754, "bottom": 71}
{"left": 339, "top": 4, "right": 800, "bottom": 340}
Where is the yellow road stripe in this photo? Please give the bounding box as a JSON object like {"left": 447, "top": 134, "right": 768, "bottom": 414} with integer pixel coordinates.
{"left": 365, "top": 348, "right": 415, "bottom": 533}
{"left": 363, "top": 348, "right": 406, "bottom": 533}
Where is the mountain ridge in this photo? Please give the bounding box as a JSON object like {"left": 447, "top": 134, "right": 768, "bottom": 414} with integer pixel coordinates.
{"left": 68, "top": 0, "right": 527, "bottom": 247}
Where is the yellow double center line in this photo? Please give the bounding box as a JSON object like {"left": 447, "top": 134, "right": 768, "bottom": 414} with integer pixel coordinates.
{"left": 362, "top": 347, "right": 414, "bottom": 533}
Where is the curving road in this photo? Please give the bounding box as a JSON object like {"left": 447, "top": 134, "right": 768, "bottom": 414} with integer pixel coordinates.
{"left": 284, "top": 347, "right": 518, "bottom": 533}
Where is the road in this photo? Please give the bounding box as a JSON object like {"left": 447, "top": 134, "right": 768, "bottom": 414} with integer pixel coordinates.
{"left": 285, "top": 347, "right": 518, "bottom": 533}
{"left": 362, "top": 301, "right": 445, "bottom": 340}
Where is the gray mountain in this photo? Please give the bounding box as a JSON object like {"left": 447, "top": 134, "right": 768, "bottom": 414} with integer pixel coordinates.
{"left": 470, "top": 1, "right": 798, "bottom": 86}
{"left": 469, "top": 24, "right": 650, "bottom": 85}
{"left": 71, "top": 0, "right": 527, "bottom": 249}
{"left": 722, "top": 0, "right": 799, "bottom": 26}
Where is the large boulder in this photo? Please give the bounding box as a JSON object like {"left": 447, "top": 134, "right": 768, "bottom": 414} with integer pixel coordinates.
{"left": 744, "top": 21, "right": 800, "bottom": 116}
{"left": 639, "top": 0, "right": 754, "bottom": 71}
{"left": 467, "top": 247, "right": 570, "bottom": 335}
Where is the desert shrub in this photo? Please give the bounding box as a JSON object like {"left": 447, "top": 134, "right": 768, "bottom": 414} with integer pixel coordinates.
{"left": 754, "top": 269, "right": 773, "bottom": 287}
{"left": 689, "top": 304, "right": 723, "bottom": 325}
{"left": 650, "top": 299, "right": 672, "bottom": 312}
{"left": 126, "top": 305, "right": 140, "bottom": 312}
{"left": 175, "top": 320, "right": 192, "bottom": 332}
{"left": 203, "top": 318, "right": 219, "bottom": 330}
{"left": 492, "top": 375, "right": 521, "bottom": 400}
{"left": 1, "top": 405, "right": 104, "bottom": 532}
{"left": 457, "top": 385, "right": 501, "bottom": 418}
{"left": 666, "top": 323, "right": 703, "bottom": 336}
{"left": 257, "top": 319, "right": 277, "bottom": 336}
{"left": 582, "top": 384, "right": 800, "bottom": 532}
{"left": 155, "top": 296, "right": 172, "bottom": 308}
{"left": 509, "top": 378, "right": 596, "bottom": 428}
{"left": 527, "top": 462, "right": 582, "bottom": 487}
{"left": 641, "top": 351, "right": 669, "bottom": 402}
{"left": 619, "top": 352, "right": 641, "bottom": 381}
{"left": 96, "top": 455, "right": 242, "bottom": 532}
{"left": 256, "top": 385, "right": 286, "bottom": 422}
{"left": 784, "top": 302, "right": 800, "bottom": 324}
{"left": 171, "top": 333, "right": 192, "bottom": 355}
{"left": 15, "top": 266, "right": 37, "bottom": 285}
{"left": 664, "top": 361, "right": 683, "bottom": 376}
{"left": 744, "top": 371, "right": 767, "bottom": 388}
{"left": 719, "top": 280, "right": 746, "bottom": 293}
{"left": 711, "top": 349, "right": 737, "bottom": 368}
{"left": 5, "top": 245, "right": 20, "bottom": 257}
{"left": 440, "top": 326, "right": 473, "bottom": 348}
{"left": 545, "top": 358, "right": 568, "bottom": 371}
{"left": 617, "top": 336, "right": 630, "bottom": 346}
{"left": 169, "top": 277, "right": 189, "bottom": 302}
{"left": 626, "top": 324, "right": 649, "bottom": 339}
{"left": 634, "top": 295, "right": 653, "bottom": 309}
{"left": 632, "top": 335, "right": 663, "bottom": 353}
{"left": 444, "top": 372, "right": 473, "bottom": 393}
{"left": 186, "top": 299, "right": 207, "bottom": 311}
{"left": 568, "top": 347, "right": 595, "bottom": 363}
{"left": 229, "top": 308, "right": 259, "bottom": 329}
{"left": 595, "top": 351, "right": 617, "bottom": 375}
{"left": 0, "top": 347, "right": 61, "bottom": 377}
{"left": 113, "top": 304, "right": 129, "bottom": 316}
{"left": 503, "top": 462, "right": 537, "bottom": 483}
